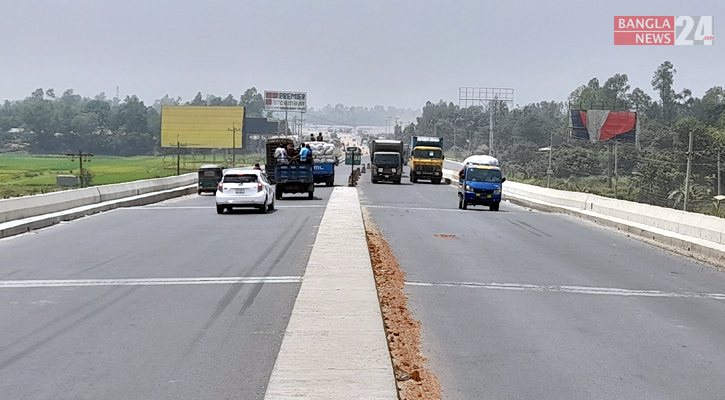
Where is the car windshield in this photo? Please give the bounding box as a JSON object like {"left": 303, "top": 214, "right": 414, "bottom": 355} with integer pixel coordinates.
{"left": 373, "top": 154, "right": 399, "bottom": 164}
{"left": 223, "top": 174, "right": 257, "bottom": 183}
{"left": 413, "top": 149, "right": 443, "bottom": 159}
{"left": 467, "top": 168, "right": 502, "bottom": 183}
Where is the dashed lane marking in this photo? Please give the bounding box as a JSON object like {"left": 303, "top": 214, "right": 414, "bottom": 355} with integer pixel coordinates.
{"left": 406, "top": 280, "right": 725, "bottom": 300}
{"left": 0, "top": 276, "right": 302, "bottom": 288}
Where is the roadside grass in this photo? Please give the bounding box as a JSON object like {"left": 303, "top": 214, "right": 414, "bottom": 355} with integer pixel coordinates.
{"left": 0, "top": 153, "right": 264, "bottom": 198}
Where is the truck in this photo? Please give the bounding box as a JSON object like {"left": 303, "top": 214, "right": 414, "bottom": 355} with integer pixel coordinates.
{"left": 369, "top": 139, "right": 403, "bottom": 184}
{"left": 274, "top": 164, "right": 315, "bottom": 200}
{"left": 409, "top": 136, "right": 444, "bottom": 184}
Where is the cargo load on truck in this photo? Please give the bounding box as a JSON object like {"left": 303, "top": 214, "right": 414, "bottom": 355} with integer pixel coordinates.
{"left": 308, "top": 141, "right": 337, "bottom": 186}
{"left": 265, "top": 137, "right": 295, "bottom": 184}
{"left": 462, "top": 155, "right": 499, "bottom": 167}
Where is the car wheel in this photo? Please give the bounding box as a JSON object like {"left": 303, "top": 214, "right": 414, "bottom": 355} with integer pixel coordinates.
{"left": 371, "top": 177, "right": 377, "bottom": 184}
{"left": 216, "top": 205, "right": 224, "bottom": 214}
{"left": 490, "top": 203, "right": 499, "bottom": 211}
{"left": 458, "top": 196, "right": 463, "bottom": 209}
{"left": 275, "top": 186, "right": 283, "bottom": 200}
{"left": 268, "top": 198, "right": 275, "bottom": 211}
{"left": 432, "top": 178, "right": 441, "bottom": 184}
{"left": 260, "top": 197, "right": 268, "bottom": 214}
{"left": 308, "top": 191, "right": 314, "bottom": 200}
{"left": 198, "top": 189, "right": 202, "bottom": 195}
{"left": 462, "top": 201, "right": 468, "bottom": 210}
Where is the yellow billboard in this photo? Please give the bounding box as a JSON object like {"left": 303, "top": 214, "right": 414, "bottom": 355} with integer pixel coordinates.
{"left": 161, "top": 106, "right": 245, "bottom": 148}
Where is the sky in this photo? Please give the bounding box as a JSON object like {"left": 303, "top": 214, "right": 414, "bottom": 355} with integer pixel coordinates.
{"left": 0, "top": 0, "right": 722, "bottom": 110}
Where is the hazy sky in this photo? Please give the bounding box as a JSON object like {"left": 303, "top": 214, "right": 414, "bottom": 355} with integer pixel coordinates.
{"left": 0, "top": 0, "right": 721, "bottom": 110}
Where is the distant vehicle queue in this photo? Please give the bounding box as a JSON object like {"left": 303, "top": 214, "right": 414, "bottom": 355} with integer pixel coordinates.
{"left": 203, "top": 133, "right": 506, "bottom": 213}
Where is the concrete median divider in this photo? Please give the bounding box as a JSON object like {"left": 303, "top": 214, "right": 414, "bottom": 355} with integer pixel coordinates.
{"left": 444, "top": 167, "right": 725, "bottom": 260}
{"left": 0, "top": 173, "right": 196, "bottom": 238}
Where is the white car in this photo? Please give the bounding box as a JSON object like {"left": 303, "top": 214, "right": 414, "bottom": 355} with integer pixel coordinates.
{"left": 215, "top": 169, "right": 275, "bottom": 214}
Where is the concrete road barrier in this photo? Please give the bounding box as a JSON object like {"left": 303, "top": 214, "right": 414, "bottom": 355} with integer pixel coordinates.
{"left": 444, "top": 167, "right": 725, "bottom": 260}
{"left": 0, "top": 173, "right": 196, "bottom": 238}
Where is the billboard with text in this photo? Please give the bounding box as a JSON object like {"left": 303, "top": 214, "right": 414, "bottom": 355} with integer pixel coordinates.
{"left": 264, "top": 91, "right": 307, "bottom": 112}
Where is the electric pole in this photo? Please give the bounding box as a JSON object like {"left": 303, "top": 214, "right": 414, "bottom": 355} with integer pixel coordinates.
{"left": 489, "top": 100, "right": 494, "bottom": 156}
{"left": 228, "top": 122, "right": 241, "bottom": 168}
{"left": 684, "top": 127, "right": 694, "bottom": 211}
{"left": 65, "top": 150, "right": 94, "bottom": 187}
{"left": 175, "top": 135, "right": 187, "bottom": 175}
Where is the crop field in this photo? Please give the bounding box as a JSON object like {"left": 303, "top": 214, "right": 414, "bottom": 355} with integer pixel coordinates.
{"left": 0, "top": 153, "right": 264, "bottom": 199}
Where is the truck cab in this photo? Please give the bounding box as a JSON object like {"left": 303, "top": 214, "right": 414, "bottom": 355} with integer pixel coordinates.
{"left": 458, "top": 165, "right": 505, "bottom": 211}
{"left": 371, "top": 151, "right": 402, "bottom": 184}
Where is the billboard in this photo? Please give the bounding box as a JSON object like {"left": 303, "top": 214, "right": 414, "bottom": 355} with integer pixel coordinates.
{"left": 570, "top": 110, "right": 638, "bottom": 143}
{"left": 264, "top": 91, "right": 307, "bottom": 112}
{"left": 161, "top": 106, "right": 244, "bottom": 148}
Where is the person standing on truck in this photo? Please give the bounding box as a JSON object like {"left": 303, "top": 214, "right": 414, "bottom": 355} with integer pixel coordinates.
{"left": 274, "top": 144, "right": 288, "bottom": 164}
{"left": 286, "top": 143, "right": 296, "bottom": 163}
{"left": 317, "top": 132, "right": 324, "bottom": 142}
{"left": 310, "top": 134, "right": 316, "bottom": 142}
{"left": 298, "top": 144, "right": 312, "bottom": 164}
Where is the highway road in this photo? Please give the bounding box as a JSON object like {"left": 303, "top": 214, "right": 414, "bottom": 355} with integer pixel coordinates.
{"left": 0, "top": 170, "right": 348, "bottom": 399}
{"left": 361, "top": 163, "right": 725, "bottom": 399}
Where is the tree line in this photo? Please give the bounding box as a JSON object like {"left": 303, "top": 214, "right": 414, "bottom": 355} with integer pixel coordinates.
{"left": 394, "top": 61, "right": 725, "bottom": 213}
{"left": 0, "top": 88, "right": 267, "bottom": 156}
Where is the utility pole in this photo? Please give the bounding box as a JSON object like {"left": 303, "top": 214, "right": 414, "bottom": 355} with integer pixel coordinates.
{"left": 607, "top": 141, "right": 613, "bottom": 188}
{"left": 614, "top": 137, "right": 618, "bottom": 198}
{"left": 489, "top": 100, "right": 494, "bottom": 156}
{"left": 175, "top": 135, "right": 187, "bottom": 175}
{"left": 684, "top": 127, "right": 694, "bottom": 211}
{"left": 718, "top": 147, "right": 722, "bottom": 196}
{"left": 547, "top": 131, "right": 553, "bottom": 188}
{"left": 65, "top": 150, "right": 94, "bottom": 187}
{"left": 228, "top": 122, "right": 241, "bottom": 168}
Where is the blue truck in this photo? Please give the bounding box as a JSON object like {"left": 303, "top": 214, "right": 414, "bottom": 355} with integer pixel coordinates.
{"left": 312, "top": 162, "right": 336, "bottom": 186}
{"left": 458, "top": 164, "right": 505, "bottom": 211}
{"left": 274, "top": 164, "right": 315, "bottom": 200}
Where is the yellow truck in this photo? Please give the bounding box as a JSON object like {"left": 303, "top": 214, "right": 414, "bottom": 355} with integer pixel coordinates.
{"left": 409, "top": 136, "right": 444, "bottom": 184}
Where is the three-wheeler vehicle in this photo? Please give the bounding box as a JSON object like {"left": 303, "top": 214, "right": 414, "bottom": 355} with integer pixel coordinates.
{"left": 197, "top": 164, "right": 223, "bottom": 195}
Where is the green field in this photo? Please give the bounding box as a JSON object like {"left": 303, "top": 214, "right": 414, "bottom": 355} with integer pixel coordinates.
{"left": 0, "top": 153, "right": 264, "bottom": 199}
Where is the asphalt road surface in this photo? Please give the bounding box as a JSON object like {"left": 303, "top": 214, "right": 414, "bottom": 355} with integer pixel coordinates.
{"left": 0, "top": 170, "right": 348, "bottom": 399}
{"left": 361, "top": 164, "right": 725, "bottom": 399}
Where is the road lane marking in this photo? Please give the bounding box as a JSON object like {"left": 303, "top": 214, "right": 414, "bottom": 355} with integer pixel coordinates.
{"left": 406, "top": 281, "right": 725, "bottom": 300}
{"left": 0, "top": 276, "right": 302, "bottom": 288}
{"left": 363, "top": 205, "right": 460, "bottom": 212}
{"left": 134, "top": 205, "right": 326, "bottom": 209}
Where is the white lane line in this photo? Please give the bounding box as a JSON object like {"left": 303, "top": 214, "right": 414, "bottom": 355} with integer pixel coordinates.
{"left": 363, "top": 205, "right": 460, "bottom": 212}
{"left": 406, "top": 281, "right": 725, "bottom": 300}
{"left": 0, "top": 276, "right": 302, "bottom": 288}
{"left": 135, "top": 205, "right": 326, "bottom": 209}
